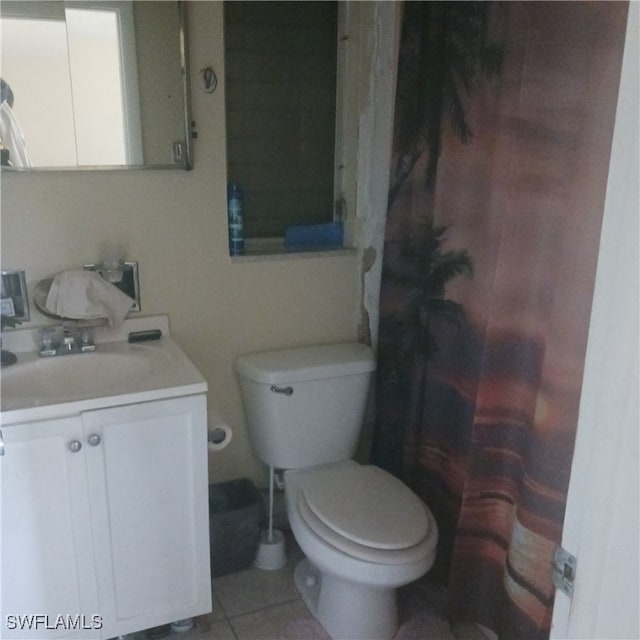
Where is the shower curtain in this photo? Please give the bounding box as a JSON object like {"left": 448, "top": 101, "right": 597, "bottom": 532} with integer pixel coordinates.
{"left": 372, "top": 2, "right": 628, "bottom": 638}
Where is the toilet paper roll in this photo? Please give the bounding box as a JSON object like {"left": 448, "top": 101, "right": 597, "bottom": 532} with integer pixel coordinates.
{"left": 207, "top": 408, "right": 233, "bottom": 452}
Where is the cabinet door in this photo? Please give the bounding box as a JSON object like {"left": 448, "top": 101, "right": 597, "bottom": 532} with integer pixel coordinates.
{"left": 82, "top": 395, "right": 211, "bottom": 638}
{"left": 0, "top": 417, "right": 100, "bottom": 640}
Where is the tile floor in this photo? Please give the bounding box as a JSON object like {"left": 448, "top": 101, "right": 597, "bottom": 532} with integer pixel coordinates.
{"left": 133, "top": 532, "right": 488, "bottom": 640}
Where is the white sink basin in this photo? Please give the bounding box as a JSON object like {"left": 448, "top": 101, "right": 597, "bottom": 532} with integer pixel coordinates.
{"left": 2, "top": 350, "right": 157, "bottom": 402}
{"left": 0, "top": 324, "right": 207, "bottom": 424}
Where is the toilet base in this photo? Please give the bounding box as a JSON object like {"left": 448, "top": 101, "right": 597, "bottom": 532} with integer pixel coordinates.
{"left": 294, "top": 558, "right": 398, "bottom": 640}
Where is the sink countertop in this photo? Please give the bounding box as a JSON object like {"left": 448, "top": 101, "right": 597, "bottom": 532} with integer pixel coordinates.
{"left": 0, "top": 315, "right": 207, "bottom": 425}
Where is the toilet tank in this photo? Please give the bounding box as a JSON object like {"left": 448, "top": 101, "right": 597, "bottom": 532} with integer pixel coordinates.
{"left": 235, "top": 343, "right": 375, "bottom": 469}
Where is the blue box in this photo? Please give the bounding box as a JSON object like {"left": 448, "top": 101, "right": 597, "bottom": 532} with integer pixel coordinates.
{"left": 284, "top": 222, "right": 344, "bottom": 252}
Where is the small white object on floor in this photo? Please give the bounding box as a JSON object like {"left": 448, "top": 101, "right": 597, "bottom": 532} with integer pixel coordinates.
{"left": 254, "top": 528, "right": 286, "bottom": 570}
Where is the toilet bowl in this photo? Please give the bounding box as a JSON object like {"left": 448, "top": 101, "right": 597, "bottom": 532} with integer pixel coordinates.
{"left": 285, "top": 461, "right": 438, "bottom": 640}
{"left": 234, "top": 343, "right": 439, "bottom": 640}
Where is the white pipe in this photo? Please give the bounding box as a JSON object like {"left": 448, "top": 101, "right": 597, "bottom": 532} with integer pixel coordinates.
{"left": 267, "top": 465, "right": 275, "bottom": 543}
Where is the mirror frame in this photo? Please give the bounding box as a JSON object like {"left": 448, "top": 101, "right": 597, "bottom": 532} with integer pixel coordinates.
{"left": 177, "top": 0, "right": 194, "bottom": 171}
{"left": 1, "top": 1, "right": 194, "bottom": 172}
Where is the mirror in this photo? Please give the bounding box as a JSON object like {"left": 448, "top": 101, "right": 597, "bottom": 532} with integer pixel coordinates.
{"left": 0, "top": 1, "right": 193, "bottom": 171}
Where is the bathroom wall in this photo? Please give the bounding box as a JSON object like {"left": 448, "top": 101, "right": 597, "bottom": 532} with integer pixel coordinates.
{"left": 0, "top": 2, "right": 362, "bottom": 486}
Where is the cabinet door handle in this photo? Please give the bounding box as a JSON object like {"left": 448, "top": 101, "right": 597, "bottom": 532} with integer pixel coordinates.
{"left": 68, "top": 440, "right": 82, "bottom": 453}
{"left": 0, "top": 428, "right": 5, "bottom": 456}
{"left": 87, "top": 433, "right": 101, "bottom": 447}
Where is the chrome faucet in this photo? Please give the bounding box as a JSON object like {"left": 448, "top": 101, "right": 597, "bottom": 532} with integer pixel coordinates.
{"left": 38, "top": 326, "right": 96, "bottom": 358}
{"left": 61, "top": 330, "right": 76, "bottom": 353}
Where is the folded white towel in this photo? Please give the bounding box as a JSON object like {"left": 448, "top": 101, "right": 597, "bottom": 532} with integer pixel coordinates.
{"left": 45, "top": 270, "right": 134, "bottom": 327}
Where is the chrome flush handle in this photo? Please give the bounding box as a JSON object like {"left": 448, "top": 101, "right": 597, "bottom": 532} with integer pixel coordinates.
{"left": 270, "top": 385, "right": 294, "bottom": 396}
{"left": 0, "top": 428, "right": 4, "bottom": 456}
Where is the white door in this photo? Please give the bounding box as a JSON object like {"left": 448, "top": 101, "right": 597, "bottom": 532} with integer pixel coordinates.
{"left": 81, "top": 395, "right": 211, "bottom": 639}
{"left": 0, "top": 417, "right": 99, "bottom": 640}
{"left": 550, "top": 3, "right": 639, "bottom": 638}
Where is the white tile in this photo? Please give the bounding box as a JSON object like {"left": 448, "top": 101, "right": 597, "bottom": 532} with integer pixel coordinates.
{"left": 203, "top": 620, "right": 237, "bottom": 640}
{"left": 210, "top": 591, "right": 227, "bottom": 623}
{"left": 230, "top": 600, "right": 315, "bottom": 640}
{"left": 213, "top": 534, "right": 302, "bottom": 618}
{"left": 214, "top": 563, "right": 300, "bottom": 618}
{"left": 159, "top": 619, "right": 236, "bottom": 640}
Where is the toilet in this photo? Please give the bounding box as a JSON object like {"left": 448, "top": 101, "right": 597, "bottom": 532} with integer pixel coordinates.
{"left": 235, "top": 343, "right": 438, "bottom": 640}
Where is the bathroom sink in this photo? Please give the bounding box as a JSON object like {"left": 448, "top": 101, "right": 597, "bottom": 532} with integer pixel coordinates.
{"left": 0, "top": 318, "right": 207, "bottom": 423}
{"left": 1, "top": 350, "right": 156, "bottom": 402}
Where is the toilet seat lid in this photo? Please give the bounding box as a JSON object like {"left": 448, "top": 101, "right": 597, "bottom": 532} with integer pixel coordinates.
{"left": 300, "top": 465, "right": 429, "bottom": 550}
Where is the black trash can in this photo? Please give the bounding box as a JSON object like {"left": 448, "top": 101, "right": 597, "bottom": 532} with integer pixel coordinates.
{"left": 209, "top": 478, "right": 266, "bottom": 577}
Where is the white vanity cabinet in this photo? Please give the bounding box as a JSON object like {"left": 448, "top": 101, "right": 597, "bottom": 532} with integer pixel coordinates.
{"left": 1, "top": 394, "right": 211, "bottom": 640}
{"left": 1, "top": 415, "right": 100, "bottom": 640}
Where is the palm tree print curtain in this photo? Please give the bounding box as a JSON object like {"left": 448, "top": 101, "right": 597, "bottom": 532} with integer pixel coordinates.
{"left": 373, "top": 2, "right": 628, "bottom": 638}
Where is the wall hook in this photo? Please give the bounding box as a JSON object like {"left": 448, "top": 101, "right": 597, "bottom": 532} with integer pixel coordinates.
{"left": 199, "top": 66, "right": 217, "bottom": 93}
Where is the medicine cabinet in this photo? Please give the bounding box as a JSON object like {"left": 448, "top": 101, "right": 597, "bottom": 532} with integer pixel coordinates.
{"left": 0, "top": 1, "right": 193, "bottom": 170}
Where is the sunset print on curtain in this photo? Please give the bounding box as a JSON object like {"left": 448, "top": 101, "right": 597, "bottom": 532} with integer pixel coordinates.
{"left": 372, "top": 2, "right": 628, "bottom": 638}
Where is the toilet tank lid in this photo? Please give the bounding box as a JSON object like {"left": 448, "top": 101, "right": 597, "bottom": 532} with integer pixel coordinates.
{"left": 235, "top": 343, "right": 375, "bottom": 384}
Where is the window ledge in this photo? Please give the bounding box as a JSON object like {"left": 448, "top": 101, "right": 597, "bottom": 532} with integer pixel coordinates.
{"left": 230, "top": 237, "right": 357, "bottom": 263}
